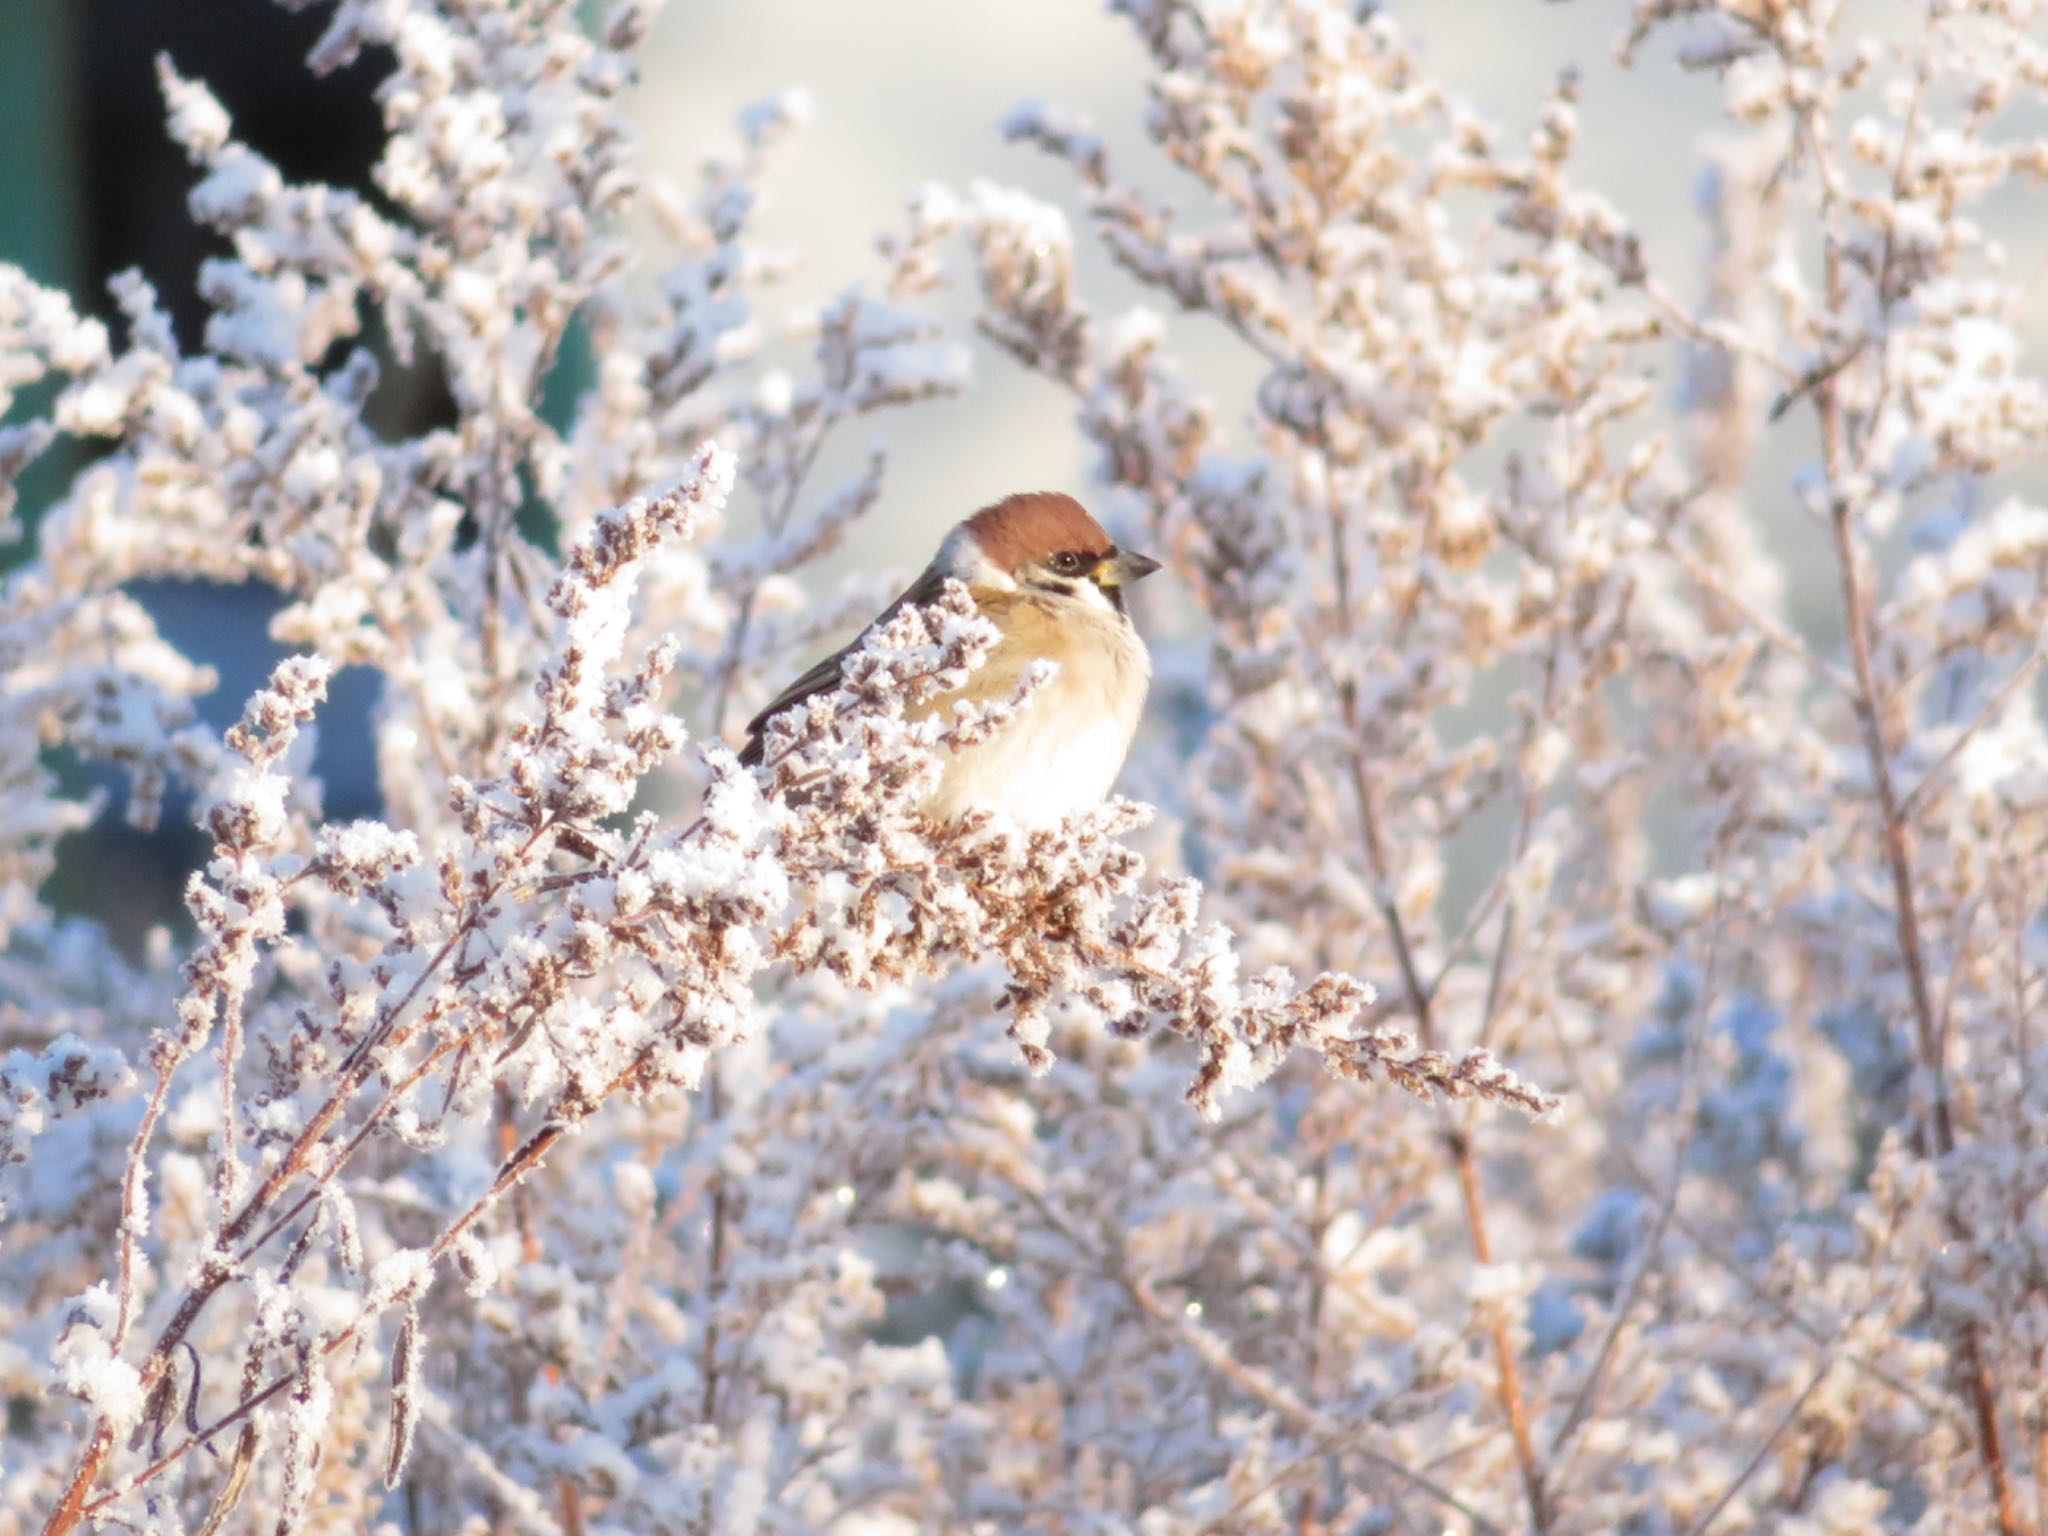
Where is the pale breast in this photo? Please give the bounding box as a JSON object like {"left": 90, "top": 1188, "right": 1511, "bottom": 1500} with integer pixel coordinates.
{"left": 921, "top": 593, "right": 1151, "bottom": 828}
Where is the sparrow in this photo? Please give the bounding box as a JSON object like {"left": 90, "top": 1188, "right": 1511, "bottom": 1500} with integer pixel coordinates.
{"left": 739, "top": 492, "right": 1161, "bottom": 827}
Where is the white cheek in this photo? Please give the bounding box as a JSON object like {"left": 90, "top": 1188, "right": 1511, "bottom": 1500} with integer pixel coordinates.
{"left": 1068, "top": 579, "right": 1119, "bottom": 614}
{"left": 936, "top": 526, "right": 1015, "bottom": 589}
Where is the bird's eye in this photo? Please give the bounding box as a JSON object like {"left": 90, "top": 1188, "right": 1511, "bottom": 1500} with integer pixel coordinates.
{"left": 1051, "top": 551, "right": 1085, "bottom": 575}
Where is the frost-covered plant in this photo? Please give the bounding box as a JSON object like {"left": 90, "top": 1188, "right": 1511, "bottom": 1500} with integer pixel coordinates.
{"left": 8, "top": 0, "right": 2048, "bottom": 1532}
{"left": 902, "top": 0, "right": 2048, "bottom": 1531}
{"left": 0, "top": 2, "right": 1558, "bottom": 1534}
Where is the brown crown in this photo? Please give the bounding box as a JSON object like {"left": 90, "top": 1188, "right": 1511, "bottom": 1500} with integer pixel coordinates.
{"left": 964, "top": 491, "right": 1115, "bottom": 572}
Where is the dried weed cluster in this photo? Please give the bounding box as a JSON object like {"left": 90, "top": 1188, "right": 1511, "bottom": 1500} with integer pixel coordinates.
{"left": 3, "top": 0, "right": 2047, "bottom": 1532}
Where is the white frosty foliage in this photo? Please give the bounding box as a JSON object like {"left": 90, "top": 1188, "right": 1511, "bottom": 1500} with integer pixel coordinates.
{"left": 939, "top": 1, "right": 2048, "bottom": 1532}
{"left": 4, "top": 0, "right": 2047, "bottom": 1534}
{"left": 0, "top": 1038, "right": 135, "bottom": 1218}
{"left": 2, "top": 396, "right": 1509, "bottom": 1532}
{"left": 50, "top": 1286, "right": 147, "bottom": 1441}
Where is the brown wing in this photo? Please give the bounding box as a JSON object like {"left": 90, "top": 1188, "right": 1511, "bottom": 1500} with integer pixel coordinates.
{"left": 738, "top": 564, "right": 951, "bottom": 767}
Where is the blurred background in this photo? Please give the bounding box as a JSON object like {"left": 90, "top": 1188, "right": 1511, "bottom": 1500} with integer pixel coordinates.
{"left": 0, "top": 0, "right": 1977, "bottom": 947}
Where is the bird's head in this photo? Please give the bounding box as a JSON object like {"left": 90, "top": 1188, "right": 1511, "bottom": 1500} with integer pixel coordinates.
{"left": 938, "top": 492, "right": 1162, "bottom": 615}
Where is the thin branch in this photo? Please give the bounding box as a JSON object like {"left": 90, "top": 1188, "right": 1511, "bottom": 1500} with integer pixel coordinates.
{"left": 1899, "top": 649, "right": 2047, "bottom": 819}
{"left": 1657, "top": 534, "right": 1854, "bottom": 696}
{"left": 1337, "top": 709, "right": 1552, "bottom": 1536}
{"left": 1131, "top": 1272, "right": 1509, "bottom": 1536}
{"left": 1807, "top": 115, "right": 2022, "bottom": 1522}
{"left": 81, "top": 1116, "right": 576, "bottom": 1515}
{"left": 1550, "top": 859, "right": 1724, "bottom": 1463}
{"left": 1680, "top": 1356, "right": 1834, "bottom": 1536}
{"left": 1544, "top": 1013, "right": 1963, "bottom": 1428}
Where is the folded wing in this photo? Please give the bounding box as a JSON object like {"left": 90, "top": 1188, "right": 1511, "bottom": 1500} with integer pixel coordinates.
{"left": 737, "top": 564, "right": 952, "bottom": 767}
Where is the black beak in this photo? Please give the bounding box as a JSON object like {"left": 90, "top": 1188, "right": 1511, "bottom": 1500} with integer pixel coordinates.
{"left": 1109, "top": 550, "right": 1162, "bottom": 585}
